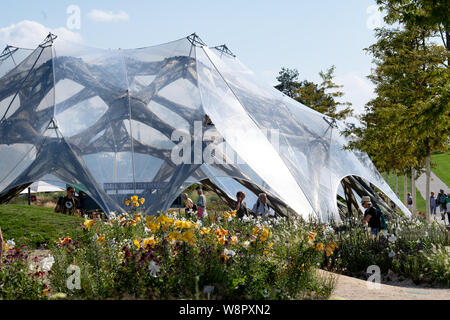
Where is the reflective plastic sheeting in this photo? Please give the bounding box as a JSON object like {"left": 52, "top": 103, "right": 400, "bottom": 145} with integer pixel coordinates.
{"left": 0, "top": 34, "right": 410, "bottom": 220}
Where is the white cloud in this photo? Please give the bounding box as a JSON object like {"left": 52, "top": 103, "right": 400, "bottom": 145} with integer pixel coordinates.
{"left": 334, "top": 72, "right": 375, "bottom": 115}
{"left": 87, "top": 9, "right": 129, "bottom": 22}
{"left": 0, "top": 20, "right": 82, "bottom": 49}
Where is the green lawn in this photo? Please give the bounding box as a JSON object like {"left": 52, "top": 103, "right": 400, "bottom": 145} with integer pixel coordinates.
{"left": 0, "top": 204, "right": 84, "bottom": 249}
{"left": 431, "top": 150, "right": 450, "bottom": 188}
{"left": 386, "top": 174, "right": 426, "bottom": 213}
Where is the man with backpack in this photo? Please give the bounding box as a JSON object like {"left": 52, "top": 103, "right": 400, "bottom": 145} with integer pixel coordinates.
{"left": 361, "top": 196, "right": 383, "bottom": 236}
{"left": 437, "top": 190, "right": 447, "bottom": 222}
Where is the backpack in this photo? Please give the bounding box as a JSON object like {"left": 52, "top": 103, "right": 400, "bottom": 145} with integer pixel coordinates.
{"left": 438, "top": 193, "right": 446, "bottom": 205}
{"left": 377, "top": 208, "right": 387, "bottom": 230}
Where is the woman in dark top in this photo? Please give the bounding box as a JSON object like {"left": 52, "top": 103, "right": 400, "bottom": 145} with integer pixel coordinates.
{"left": 234, "top": 191, "right": 248, "bottom": 219}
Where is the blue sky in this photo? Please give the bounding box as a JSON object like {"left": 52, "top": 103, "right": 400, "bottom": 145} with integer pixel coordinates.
{"left": 0, "top": 0, "right": 385, "bottom": 114}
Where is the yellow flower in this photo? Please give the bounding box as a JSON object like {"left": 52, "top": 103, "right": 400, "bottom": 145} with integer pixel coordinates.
{"left": 143, "top": 236, "right": 158, "bottom": 248}
{"left": 134, "top": 202, "right": 140, "bottom": 207}
{"left": 201, "top": 227, "right": 211, "bottom": 235}
{"left": 125, "top": 200, "right": 131, "bottom": 206}
{"left": 131, "top": 195, "right": 139, "bottom": 202}
{"left": 133, "top": 239, "right": 141, "bottom": 249}
{"left": 175, "top": 220, "right": 194, "bottom": 230}
{"left": 329, "top": 240, "right": 338, "bottom": 250}
{"left": 308, "top": 231, "right": 317, "bottom": 243}
{"left": 230, "top": 235, "right": 238, "bottom": 244}
{"left": 96, "top": 234, "right": 106, "bottom": 244}
{"left": 167, "top": 231, "right": 181, "bottom": 242}
{"left": 219, "top": 254, "right": 228, "bottom": 261}
{"left": 315, "top": 243, "right": 324, "bottom": 251}
{"left": 157, "top": 214, "right": 174, "bottom": 231}
{"left": 139, "top": 197, "right": 145, "bottom": 205}
{"left": 56, "top": 237, "right": 72, "bottom": 246}
{"left": 217, "top": 236, "right": 227, "bottom": 245}
{"left": 253, "top": 226, "right": 260, "bottom": 236}
{"left": 181, "top": 230, "right": 195, "bottom": 244}
{"left": 215, "top": 227, "right": 228, "bottom": 238}
{"left": 259, "top": 227, "right": 272, "bottom": 242}
{"left": 325, "top": 244, "right": 334, "bottom": 257}
{"left": 84, "top": 219, "right": 95, "bottom": 230}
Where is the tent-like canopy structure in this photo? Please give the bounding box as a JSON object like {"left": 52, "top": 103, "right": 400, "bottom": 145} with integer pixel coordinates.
{"left": 0, "top": 33, "right": 410, "bottom": 221}
{"left": 19, "top": 180, "right": 64, "bottom": 194}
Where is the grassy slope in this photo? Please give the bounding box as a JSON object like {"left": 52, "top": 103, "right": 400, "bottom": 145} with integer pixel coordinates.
{"left": 0, "top": 204, "right": 84, "bottom": 249}
{"left": 386, "top": 174, "right": 426, "bottom": 213}
{"left": 431, "top": 150, "right": 450, "bottom": 188}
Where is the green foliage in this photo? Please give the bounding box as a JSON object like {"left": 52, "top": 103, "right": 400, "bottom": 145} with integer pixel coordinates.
{"left": 0, "top": 204, "right": 84, "bottom": 249}
{"left": 431, "top": 149, "right": 450, "bottom": 187}
{"left": 275, "top": 66, "right": 353, "bottom": 120}
{"left": 323, "top": 215, "right": 450, "bottom": 287}
{"left": 46, "top": 213, "right": 336, "bottom": 300}
{"left": 345, "top": 25, "right": 449, "bottom": 175}
{"left": 0, "top": 249, "right": 46, "bottom": 299}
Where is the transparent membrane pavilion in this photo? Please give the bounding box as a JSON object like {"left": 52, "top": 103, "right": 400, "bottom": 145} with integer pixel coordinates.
{"left": 0, "top": 33, "right": 410, "bottom": 221}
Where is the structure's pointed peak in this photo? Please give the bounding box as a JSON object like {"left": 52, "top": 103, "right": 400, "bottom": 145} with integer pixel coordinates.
{"left": 212, "top": 44, "right": 236, "bottom": 58}
{"left": 187, "top": 33, "right": 207, "bottom": 47}
{"left": 322, "top": 116, "right": 337, "bottom": 129}
{"left": 0, "top": 45, "right": 19, "bottom": 60}
{"left": 39, "top": 32, "right": 58, "bottom": 48}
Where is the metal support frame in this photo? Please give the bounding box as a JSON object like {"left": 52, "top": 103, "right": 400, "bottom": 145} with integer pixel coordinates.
{"left": 187, "top": 33, "right": 207, "bottom": 47}
{"left": 40, "top": 33, "right": 57, "bottom": 48}
{"left": 323, "top": 116, "right": 337, "bottom": 128}
{"left": 212, "top": 44, "right": 236, "bottom": 58}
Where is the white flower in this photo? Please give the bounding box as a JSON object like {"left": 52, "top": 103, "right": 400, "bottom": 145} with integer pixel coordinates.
{"left": 388, "top": 251, "right": 395, "bottom": 258}
{"left": 40, "top": 255, "right": 55, "bottom": 272}
{"left": 108, "top": 212, "right": 117, "bottom": 220}
{"left": 242, "top": 215, "right": 251, "bottom": 222}
{"left": 6, "top": 239, "right": 15, "bottom": 248}
{"left": 144, "top": 227, "right": 150, "bottom": 233}
{"left": 242, "top": 241, "right": 250, "bottom": 248}
{"left": 148, "top": 261, "right": 160, "bottom": 277}
{"left": 223, "top": 248, "right": 236, "bottom": 257}
{"left": 388, "top": 235, "right": 397, "bottom": 243}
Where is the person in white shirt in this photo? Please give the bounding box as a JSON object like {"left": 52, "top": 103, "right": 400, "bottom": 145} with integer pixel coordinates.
{"left": 252, "top": 193, "right": 273, "bottom": 218}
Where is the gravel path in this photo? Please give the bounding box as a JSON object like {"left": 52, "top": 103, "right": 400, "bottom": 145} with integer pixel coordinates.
{"left": 320, "top": 270, "right": 450, "bottom": 300}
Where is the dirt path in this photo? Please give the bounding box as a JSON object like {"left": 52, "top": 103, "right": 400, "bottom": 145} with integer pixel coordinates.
{"left": 320, "top": 270, "right": 450, "bottom": 300}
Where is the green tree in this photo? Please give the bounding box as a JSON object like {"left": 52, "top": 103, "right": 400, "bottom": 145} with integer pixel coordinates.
{"left": 275, "top": 66, "right": 353, "bottom": 120}
{"left": 346, "top": 25, "right": 449, "bottom": 217}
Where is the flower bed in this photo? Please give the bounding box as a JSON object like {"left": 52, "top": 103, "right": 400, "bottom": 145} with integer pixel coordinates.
{"left": 1, "top": 209, "right": 336, "bottom": 300}
{"left": 322, "top": 216, "right": 450, "bottom": 287}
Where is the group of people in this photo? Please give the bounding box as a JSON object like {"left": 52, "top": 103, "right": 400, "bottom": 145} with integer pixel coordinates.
{"left": 183, "top": 187, "right": 276, "bottom": 220}
{"left": 430, "top": 190, "right": 449, "bottom": 225}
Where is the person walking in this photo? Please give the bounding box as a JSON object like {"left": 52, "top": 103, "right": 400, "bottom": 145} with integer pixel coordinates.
{"left": 361, "top": 196, "right": 381, "bottom": 237}
{"left": 407, "top": 192, "right": 413, "bottom": 211}
{"left": 196, "top": 186, "right": 207, "bottom": 219}
{"left": 437, "top": 190, "right": 447, "bottom": 221}
{"left": 446, "top": 193, "right": 450, "bottom": 226}
{"left": 430, "top": 192, "right": 437, "bottom": 218}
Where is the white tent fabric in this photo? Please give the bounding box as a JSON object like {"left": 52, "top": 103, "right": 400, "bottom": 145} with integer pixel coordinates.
{"left": 20, "top": 181, "right": 64, "bottom": 194}
{"left": 0, "top": 33, "right": 410, "bottom": 221}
